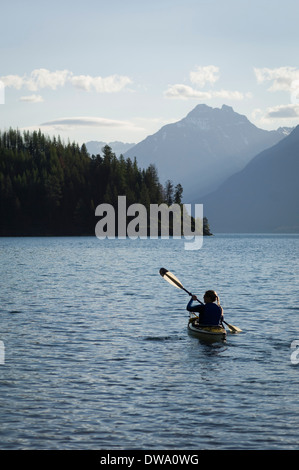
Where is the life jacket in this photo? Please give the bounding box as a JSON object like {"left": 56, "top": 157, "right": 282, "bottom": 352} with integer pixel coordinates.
{"left": 199, "top": 303, "right": 222, "bottom": 326}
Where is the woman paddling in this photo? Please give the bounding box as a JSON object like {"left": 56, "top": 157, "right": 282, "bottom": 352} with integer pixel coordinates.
{"left": 187, "top": 290, "right": 223, "bottom": 326}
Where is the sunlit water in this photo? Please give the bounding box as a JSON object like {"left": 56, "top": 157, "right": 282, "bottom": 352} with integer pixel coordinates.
{"left": 0, "top": 234, "right": 298, "bottom": 450}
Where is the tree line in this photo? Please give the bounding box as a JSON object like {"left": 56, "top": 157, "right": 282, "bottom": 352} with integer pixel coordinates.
{"left": 0, "top": 128, "right": 211, "bottom": 236}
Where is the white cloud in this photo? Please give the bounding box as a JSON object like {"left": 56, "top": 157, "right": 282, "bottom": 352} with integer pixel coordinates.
{"left": 265, "top": 103, "right": 299, "bottom": 119}
{"left": 164, "top": 84, "right": 211, "bottom": 99}
{"left": 252, "top": 104, "right": 299, "bottom": 129}
{"left": 1, "top": 69, "right": 69, "bottom": 91}
{"left": 40, "top": 116, "right": 134, "bottom": 128}
{"left": 69, "top": 75, "right": 94, "bottom": 91}
{"left": 70, "top": 74, "right": 132, "bottom": 93}
{"left": 213, "top": 90, "right": 250, "bottom": 100}
{"left": 190, "top": 65, "right": 220, "bottom": 88}
{"left": 0, "top": 68, "right": 132, "bottom": 94}
{"left": 165, "top": 84, "right": 248, "bottom": 101}
{"left": 254, "top": 66, "right": 299, "bottom": 92}
{"left": 165, "top": 65, "right": 250, "bottom": 101}
{"left": 28, "top": 69, "right": 70, "bottom": 91}
{"left": 1, "top": 74, "right": 24, "bottom": 89}
{"left": 253, "top": 67, "right": 299, "bottom": 125}
{"left": 0, "top": 80, "right": 4, "bottom": 104}
{"left": 20, "top": 116, "right": 145, "bottom": 144}
{"left": 291, "top": 79, "right": 299, "bottom": 104}
{"left": 19, "top": 94, "right": 44, "bottom": 103}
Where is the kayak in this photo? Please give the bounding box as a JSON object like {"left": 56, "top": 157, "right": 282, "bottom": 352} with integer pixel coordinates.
{"left": 188, "top": 319, "right": 226, "bottom": 342}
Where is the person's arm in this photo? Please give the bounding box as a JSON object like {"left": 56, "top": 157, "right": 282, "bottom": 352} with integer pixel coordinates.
{"left": 220, "top": 306, "right": 224, "bottom": 323}
{"left": 186, "top": 297, "right": 194, "bottom": 311}
{"left": 186, "top": 297, "right": 204, "bottom": 313}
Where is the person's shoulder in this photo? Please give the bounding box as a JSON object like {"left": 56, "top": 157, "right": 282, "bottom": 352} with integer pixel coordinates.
{"left": 206, "top": 303, "right": 221, "bottom": 311}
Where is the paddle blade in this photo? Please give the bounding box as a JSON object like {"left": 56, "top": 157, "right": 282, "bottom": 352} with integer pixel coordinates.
{"left": 223, "top": 321, "right": 242, "bottom": 333}
{"left": 159, "top": 268, "right": 184, "bottom": 290}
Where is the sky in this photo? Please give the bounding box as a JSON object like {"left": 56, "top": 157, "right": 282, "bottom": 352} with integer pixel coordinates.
{"left": 1, "top": 0, "right": 299, "bottom": 146}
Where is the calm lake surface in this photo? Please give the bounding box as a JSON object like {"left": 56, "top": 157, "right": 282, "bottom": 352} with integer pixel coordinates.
{"left": 0, "top": 234, "right": 298, "bottom": 450}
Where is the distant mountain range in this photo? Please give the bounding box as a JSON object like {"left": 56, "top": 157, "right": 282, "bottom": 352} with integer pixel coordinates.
{"left": 84, "top": 104, "right": 298, "bottom": 233}
{"left": 86, "top": 140, "right": 135, "bottom": 157}
{"left": 124, "top": 104, "right": 292, "bottom": 201}
{"left": 200, "top": 125, "right": 299, "bottom": 233}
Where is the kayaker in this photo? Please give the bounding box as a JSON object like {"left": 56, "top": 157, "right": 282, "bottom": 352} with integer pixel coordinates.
{"left": 186, "top": 290, "right": 223, "bottom": 326}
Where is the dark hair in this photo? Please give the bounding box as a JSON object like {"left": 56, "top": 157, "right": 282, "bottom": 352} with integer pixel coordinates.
{"left": 205, "top": 290, "right": 221, "bottom": 306}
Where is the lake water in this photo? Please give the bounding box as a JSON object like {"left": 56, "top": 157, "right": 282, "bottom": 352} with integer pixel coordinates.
{"left": 0, "top": 234, "right": 298, "bottom": 450}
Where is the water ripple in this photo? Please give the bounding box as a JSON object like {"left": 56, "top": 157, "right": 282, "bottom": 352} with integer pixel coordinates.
{"left": 0, "top": 235, "right": 298, "bottom": 449}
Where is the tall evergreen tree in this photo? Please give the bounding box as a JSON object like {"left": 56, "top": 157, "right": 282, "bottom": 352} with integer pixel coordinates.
{"left": 164, "top": 180, "right": 174, "bottom": 205}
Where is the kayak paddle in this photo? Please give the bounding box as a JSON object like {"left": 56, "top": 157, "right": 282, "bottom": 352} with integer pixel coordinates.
{"left": 159, "top": 267, "right": 242, "bottom": 333}
{"left": 159, "top": 267, "right": 194, "bottom": 297}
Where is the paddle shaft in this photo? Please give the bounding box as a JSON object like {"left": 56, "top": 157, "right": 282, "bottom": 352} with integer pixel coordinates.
{"left": 181, "top": 286, "right": 194, "bottom": 297}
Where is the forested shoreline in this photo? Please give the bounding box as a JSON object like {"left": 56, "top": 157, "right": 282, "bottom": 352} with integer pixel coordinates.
{"left": 0, "top": 128, "right": 211, "bottom": 237}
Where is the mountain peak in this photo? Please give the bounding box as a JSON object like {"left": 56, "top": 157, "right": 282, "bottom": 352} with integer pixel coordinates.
{"left": 290, "top": 124, "right": 299, "bottom": 137}
{"left": 186, "top": 103, "right": 234, "bottom": 116}
{"left": 124, "top": 104, "right": 286, "bottom": 200}
{"left": 221, "top": 104, "right": 234, "bottom": 112}
{"left": 184, "top": 103, "right": 248, "bottom": 126}
{"left": 185, "top": 103, "right": 214, "bottom": 119}
{"left": 276, "top": 126, "right": 296, "bottom": 137}
{"left": 278, "top": 124, "right": 299, "bottom": 145}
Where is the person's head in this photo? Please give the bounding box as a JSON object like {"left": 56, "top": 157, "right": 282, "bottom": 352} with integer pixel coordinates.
{"left": 204, "top": 290, "right": 220, "bottom": 305}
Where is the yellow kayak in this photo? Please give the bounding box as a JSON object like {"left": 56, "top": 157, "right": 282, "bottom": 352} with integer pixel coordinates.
{"left": 188, "top": 318, "right": 226, "bottom": 342}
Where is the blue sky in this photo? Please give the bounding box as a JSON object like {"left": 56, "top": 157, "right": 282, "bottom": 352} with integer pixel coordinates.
{"left": 1, "top": 0, "right": 299, "bottom": 145}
